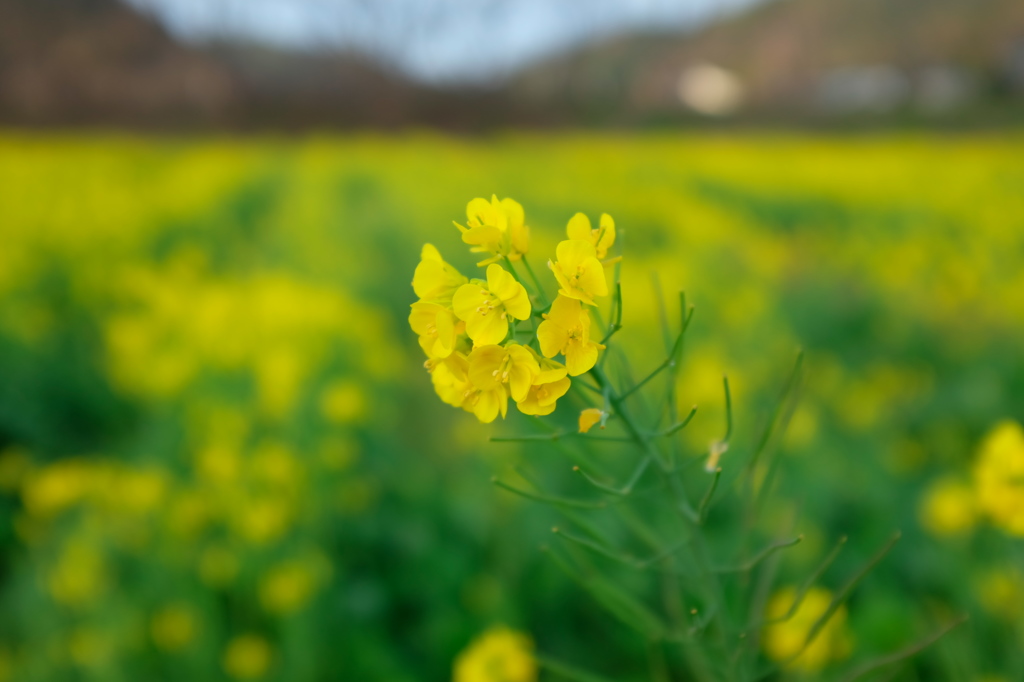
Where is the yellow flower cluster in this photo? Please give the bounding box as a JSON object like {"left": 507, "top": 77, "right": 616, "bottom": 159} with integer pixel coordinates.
{"left": 410, "top": 199, "right": 617, "bottom": 423}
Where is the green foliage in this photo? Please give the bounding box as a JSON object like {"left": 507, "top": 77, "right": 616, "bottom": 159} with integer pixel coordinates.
{"left": 0, "top": 133, "right": 1021, "bottom": 681}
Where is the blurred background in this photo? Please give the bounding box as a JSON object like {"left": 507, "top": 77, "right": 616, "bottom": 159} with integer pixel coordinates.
{"left": 1, "top": 0, "right": 1024, "bottom": 680}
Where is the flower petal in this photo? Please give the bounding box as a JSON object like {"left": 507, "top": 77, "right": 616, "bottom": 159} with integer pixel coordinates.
{"left": 501, "top": 197, "right": 525, "bottom": 229}
{"left": 486, "top": 264, "right": 516, "bottom": 299}
{"left": 566, "top": 213, "right": 592, "bottom": 241}
{"left": 565, "top": 342, "right": 599, "bottom": 376}
{"left": 452, "top": 282, "right": 482, "bottom": 321}
{"left": 540, "top": 377, "right": 571, "bottom": 407}
{"left": 473, "top": 389, "right": 502, "bottom": 423}
{"left": 468, "top": 345, "right": 505, "bottom": 390}
{"left": 408, "top": 301, "right": 441, "bottom": 336}
{"left": 503, "top": 284, "right": 531, "bottom": 321}
{"left": 579, "top": 408, "right": 604, "bottom": 433}
{"left": 465, "top": 309, "right": 508, "bottom": 346}
{"left": 506, "top": 345, "right": 539, "bottom": 402}
{"left": 547, "top": 295, "right": 581, "bottom": 328}
{"left": 537, "top": 319, "right": 568, "bottom": 358}
{"left": 555, "top": 239, "right": 597, "bottom": 271}
{"left": 433, "top": 308, "right": 455, "bottom": 357}
{"left": 596, "top": 213, "right": 616, "bottom": 258}
{"left": 577, "top": 259, "right": 609, "bottom": 299}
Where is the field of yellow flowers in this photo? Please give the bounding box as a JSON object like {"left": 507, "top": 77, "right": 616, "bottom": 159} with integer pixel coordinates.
{"left": 0, "top": 132, "right": 1022, "bottom": 681}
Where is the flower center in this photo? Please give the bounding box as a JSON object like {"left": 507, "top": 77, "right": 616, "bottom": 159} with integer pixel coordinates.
{"left": 490, "top": 354, "right": 513, "bottom": 382}
{"left": 475, "top": 289, "right": 501, "bottom": 316}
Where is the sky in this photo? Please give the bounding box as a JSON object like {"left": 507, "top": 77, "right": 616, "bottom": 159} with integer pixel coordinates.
{"left": 125, "top": 0, "right": 761, "bottom": 83}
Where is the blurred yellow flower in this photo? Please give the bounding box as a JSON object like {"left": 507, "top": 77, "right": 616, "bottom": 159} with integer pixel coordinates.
{"left": 919, "top": 477, "right": 976, "bottom": 537}
{"left": 256, "top": 347, "right": 306, "bottom": 419}
{"left": 151, "top": 604, "right": 197, "bottom": 652}
{"left": 48, "top": 541, "right": 107, "bottom": 608}
{"left": 69, "top": 627, "right": 111, "bottom": 669}
{"left": 413, "top": 243, "right": 468, "bottom": 303}
{"left": 223, "top": 634, "right": 272, "bottom": 680}
{"left": 974, "top": 567, "right": 1024, "bottom": 622}
{"left": 537, "top": 295, "right": 605, "bottom": 376}
{"left": 22, "top": 460, "right": 91, "bottom": 518}
{"left": 196, "top": 444, "right": 241, "bottom": 484}
{"left": 199, "top": 545, "right": 240, "bottom": 588}
{"left": 319, "top": 380, "right": 368, "bottom": 424}
{"left": 973, "top": 420, "right": 1024, "bottom": 535}
{"left": 114, "top": 468, "right": 168, "bottom": 514}
{"left": 318, "top": 436, "right": 358, "bottom": 471}
{"left": 453, "top": 264, "right": 531, "bottom": 347}
{"left": 578, "top": 408, "right": 604, "bottom": 433}
{"left": 453, "top": 626, "right": 536, "bottom": 682}
{"left": 549, "top": 240, "right": 608, "bottom": 306}
{"left": 763, "top": 586, "right": 851, "bottom": 672}
{"left": 259, "top": 554, "right": 330, "bottom": 615}
{"left": 454, "top": 196, "right": 530, "bottom": 265}
{"left": 234, "top": 497, "right": 292, "bottom": 545}
{"left": 566, "top": 212, "right": 616, "bottom": 260}
{"left": 168, "top": 491, "right": 210, "bottom": 538}
{"left": 250, "top": 441, "right": 304, "bottom": 491}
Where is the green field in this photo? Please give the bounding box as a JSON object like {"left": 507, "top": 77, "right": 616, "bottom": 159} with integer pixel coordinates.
{"left": 1, "top": 133, "right": 1022, "bottom": 681}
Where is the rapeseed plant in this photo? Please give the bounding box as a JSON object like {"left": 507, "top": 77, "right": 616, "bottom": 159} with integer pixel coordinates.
{"left": 413, "top": 197, "right": 961, "bottom": 682}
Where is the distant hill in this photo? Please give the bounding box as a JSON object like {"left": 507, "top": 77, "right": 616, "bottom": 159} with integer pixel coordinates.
{"left": 1, "top": 0, "right": 1022, "bottom": 130}
{"left": 507, "top": 0, "right": 1024, "bottom": 123}
{"left": 0, "top": 0, "right": 507, "bottom": 130}
{"left": 0, "top": 0, "right": 243, "bottom": 127}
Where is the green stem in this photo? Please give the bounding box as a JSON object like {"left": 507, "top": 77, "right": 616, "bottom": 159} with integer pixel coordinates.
{"left": 520, "top": 255, "right": 551, "bottom": 307}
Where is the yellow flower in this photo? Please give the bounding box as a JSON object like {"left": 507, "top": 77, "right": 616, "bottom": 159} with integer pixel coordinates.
{"left": 453, "top": 264, "right": 531, "bottom": 347}
{"left": 454, "top": 196, "right": 530, "bottom": 265}
{"left": 454, "top": 625, "right": 536, "bottom": 682}
{"left": 549, "top": 239, "right": 608, "bottom": 306}
{"left": 428, "top": 352, "right": 475, "bottom": 409}
{"left": 413, "top": 243, "right": 467, "bottom": 304}
{"left": 223, "top": 634, "right": 272, "bottom": 680}
{"left": 409, "top": 301, "right": 464, "bottom": 359}
{"left": 516, "top": 351, "right": 570, "bottom": 416}
{"left": 763, "top": 586, "right": 852, "bottom": 672}
{"left": 566, "top": 212, "right": 616, "bottom": 259}
{"left": 919, "top": 477, "right": 976, "bottom": 537}
{"left": 578, "top": 408, "right": 604, "bottom": 433}
{"left": 973, "top": 420, "right": 1024, "bottom": 535}
{"left": 466, "top": 344, "right": 540, "bottom": 423}
{"left": 517, "top": 377, "right": 571, "bottom": 416}
{"left": 537, "top": 295, "right": 605, "bottom": 376}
